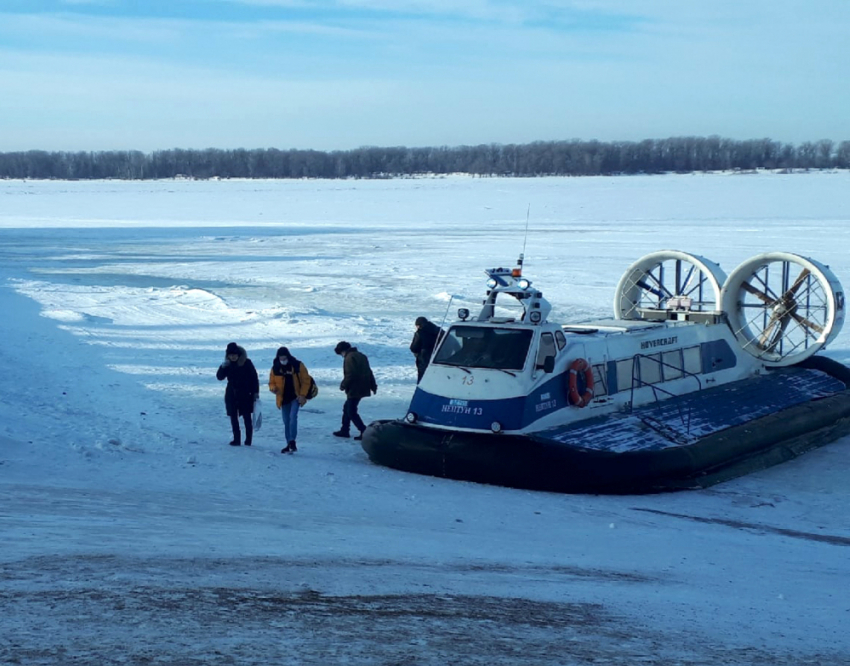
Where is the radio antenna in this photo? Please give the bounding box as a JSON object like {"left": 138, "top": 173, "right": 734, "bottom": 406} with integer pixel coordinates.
{"left": 438, "top": 295, "right": 454, "bottom": 330}
{"left": 430, "top": 295, "right": 456, "bottom": 365}
{"left": 518, "top": 204, "right": 531, "bottom": 270}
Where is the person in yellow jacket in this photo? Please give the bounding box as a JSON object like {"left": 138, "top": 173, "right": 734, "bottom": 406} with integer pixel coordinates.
{"left": 268, "top": 346, "right": 311, "bottom": 454}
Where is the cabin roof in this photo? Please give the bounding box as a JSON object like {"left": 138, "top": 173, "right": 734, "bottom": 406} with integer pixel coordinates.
{"left": 563, "top": 319, "right": 666, "bottom": 334}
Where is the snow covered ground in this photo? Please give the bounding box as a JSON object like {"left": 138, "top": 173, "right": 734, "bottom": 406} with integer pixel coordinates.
{"left": 2, "top": 172, "right": 849, "bottom": 665}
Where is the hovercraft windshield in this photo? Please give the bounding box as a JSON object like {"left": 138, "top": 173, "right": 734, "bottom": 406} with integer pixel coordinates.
{"left": 433, "top": 326, "right": 532, "bottom": 371}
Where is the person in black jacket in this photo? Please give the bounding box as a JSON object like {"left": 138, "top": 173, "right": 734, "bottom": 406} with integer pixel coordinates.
{"left": 410, "top": 316, "right": 443, "bottom": 383}
{"left": 216, "top": 342, "right": 260, "bottom": 446}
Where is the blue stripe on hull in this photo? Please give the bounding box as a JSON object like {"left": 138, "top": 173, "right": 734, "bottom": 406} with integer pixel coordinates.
{"left": 409, "top": 373, "right": 569, "bottom": 430}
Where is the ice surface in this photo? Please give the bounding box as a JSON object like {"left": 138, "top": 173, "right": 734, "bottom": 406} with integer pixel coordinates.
{"left": 1, "top": 173, "right": 849, "bottom": 664}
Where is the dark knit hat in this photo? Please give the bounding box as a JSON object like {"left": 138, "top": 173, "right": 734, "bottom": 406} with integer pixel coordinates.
{"left": 226, "top": 342, "right": 239, "bottom": 355}
{"left": 276, "top": 346, "right": 290, "bottom": 357}
{"left": 334, "top": 341, "right": 351, "bottom": 354}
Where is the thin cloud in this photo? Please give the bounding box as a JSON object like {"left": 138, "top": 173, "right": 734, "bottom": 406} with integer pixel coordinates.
{"left": 58, "top": 0, "right": 116, "bottom": 5}
{"left": 207, "top": 0, "right": 634, "bottom": 27}
{"left": 0, "top": 12, "right": 184, "bottom": 44}
{"left": 0, "top": 11, "right": 375, "bottom": 48}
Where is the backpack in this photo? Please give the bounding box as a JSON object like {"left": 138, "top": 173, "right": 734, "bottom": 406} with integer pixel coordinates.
{"left": 291, "top": 360, "right": 318, "bottom": 401}
{"left": 306, "top": 375, "right": 319, "bottom": 400}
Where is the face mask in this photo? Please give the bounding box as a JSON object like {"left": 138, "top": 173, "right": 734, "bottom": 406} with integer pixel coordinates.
{"left": 279, "top": 357, "right": 289, "bottom": 365}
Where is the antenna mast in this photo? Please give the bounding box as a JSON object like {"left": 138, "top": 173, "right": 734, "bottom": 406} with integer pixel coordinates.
{"left": 518, "top": 204, "right": 531, "bottom": 270}
{"left": 438, "top": 295, "right": 454, "bottom": 331}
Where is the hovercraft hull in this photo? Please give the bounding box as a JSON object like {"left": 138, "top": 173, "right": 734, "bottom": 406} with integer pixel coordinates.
{"left": 361, "top": 359, "right": 850, "bottom": 494}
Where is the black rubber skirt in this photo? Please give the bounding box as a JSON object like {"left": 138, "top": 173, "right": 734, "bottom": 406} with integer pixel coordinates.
{"left": 361, "top": 390, "right": 850, "bottom": 494}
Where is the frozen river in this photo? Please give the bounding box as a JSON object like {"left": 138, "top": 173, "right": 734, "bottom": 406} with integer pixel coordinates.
{"left": 2, "top": 173, "right": 849, "bottom": 665}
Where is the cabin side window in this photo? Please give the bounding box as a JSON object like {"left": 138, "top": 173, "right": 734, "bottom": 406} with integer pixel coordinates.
{"left": 638, "top": 353, "right": 663, "bottom": 384}
{"left": 662, "top": 350, "right": 683, "bottom": 380}
{"left": 554, "top": 330, "right": 566, "bottom": 350}
{"left": 592, "top": 364, "right": 608, "bottom": 396}
{"left": 683, "top": 346, "right": 702, "bottom": 374}
{"left": 536, "top": 332, "right": 557, "bottom": 367}
{"left": 612, "top": 345, "right": 705, "bottom": 393}
{"left": 616, "top": 359, "right": 634, "bottom": 392}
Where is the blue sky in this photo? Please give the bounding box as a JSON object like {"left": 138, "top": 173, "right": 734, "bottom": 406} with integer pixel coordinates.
{"left": 1, "top": 0, "right": 848, "bottom": 151}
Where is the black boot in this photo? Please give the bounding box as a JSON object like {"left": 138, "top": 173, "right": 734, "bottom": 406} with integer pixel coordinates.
{"left": 281, "top": 440, "right": 297, "bottom": 454}
{"left": 229, "top": 414, "right": 241, "bottom": 446}
{"left": 244, "top": 416, "right": 253, "bottom": 446}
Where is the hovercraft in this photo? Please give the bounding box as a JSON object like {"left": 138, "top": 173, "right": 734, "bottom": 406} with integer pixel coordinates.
{"left": 361, "top": 251, "right": 850, "bottom": 493}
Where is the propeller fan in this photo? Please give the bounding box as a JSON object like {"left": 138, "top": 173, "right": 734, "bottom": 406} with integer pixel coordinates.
{"left": 721, "top": 253, "right": 845, "bottom": 366}
{"left": 614, "top": 251, "right": 727, "bottom": 320}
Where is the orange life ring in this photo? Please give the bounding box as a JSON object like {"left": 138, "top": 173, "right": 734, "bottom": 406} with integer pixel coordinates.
{"left": 568, "top": 358, "right": 595, "bottom": 408}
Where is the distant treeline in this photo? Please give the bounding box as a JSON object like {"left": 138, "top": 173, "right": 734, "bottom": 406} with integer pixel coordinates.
{"left": 1, "top": 137, "right": 848, "bottom": 180}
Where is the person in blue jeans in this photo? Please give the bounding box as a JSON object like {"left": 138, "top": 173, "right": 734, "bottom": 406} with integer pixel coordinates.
{"left": 268, "top": 346, "right": 311, "bottom": 454}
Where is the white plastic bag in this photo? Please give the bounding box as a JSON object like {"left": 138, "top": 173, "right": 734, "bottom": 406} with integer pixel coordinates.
{"left": 252, "top": 396, "right": 263, "bottom": 432}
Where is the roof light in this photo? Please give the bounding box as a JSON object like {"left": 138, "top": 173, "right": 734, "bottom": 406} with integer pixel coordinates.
{"left": 517, "top": 278, "right": 531, "bottom": 289}
{"left": 486, "top": 278, "right": 498, "bottom": 289}
{"left": 490, "top": 421, "right": 503, "bottom": 433}
{"left": 405, "top": 412, "right": 418, "bottom": 424}
{"left": 458, "top": 308, "right": 470, "bottom": 321}
{"left": 511, "top": 268, "right": 522, "bottom": 277}
{"left": 529, "top": 310, "right": 542, "bottom": 323}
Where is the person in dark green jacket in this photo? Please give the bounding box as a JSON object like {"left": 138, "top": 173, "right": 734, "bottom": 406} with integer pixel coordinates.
{"left": 333, "top": 341, "right": 377, "bottom": 441}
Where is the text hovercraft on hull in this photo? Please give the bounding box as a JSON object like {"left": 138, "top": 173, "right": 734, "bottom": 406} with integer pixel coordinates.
{"left": 361, "top": 251, "right": 850, "bottom": 494}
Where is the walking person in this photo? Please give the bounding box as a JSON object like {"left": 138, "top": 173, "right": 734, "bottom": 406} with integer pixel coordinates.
{"left": 333, "top": 341, "right": 377, "bottom": 441}
{"left": 268, "top": 346, "right": 311, "bottom": 454}
{"left": 216, "top": 342, "right": 260, "bottom": 447}
{"left": 409, "top": 316, "right": 443, "bottom": 383}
